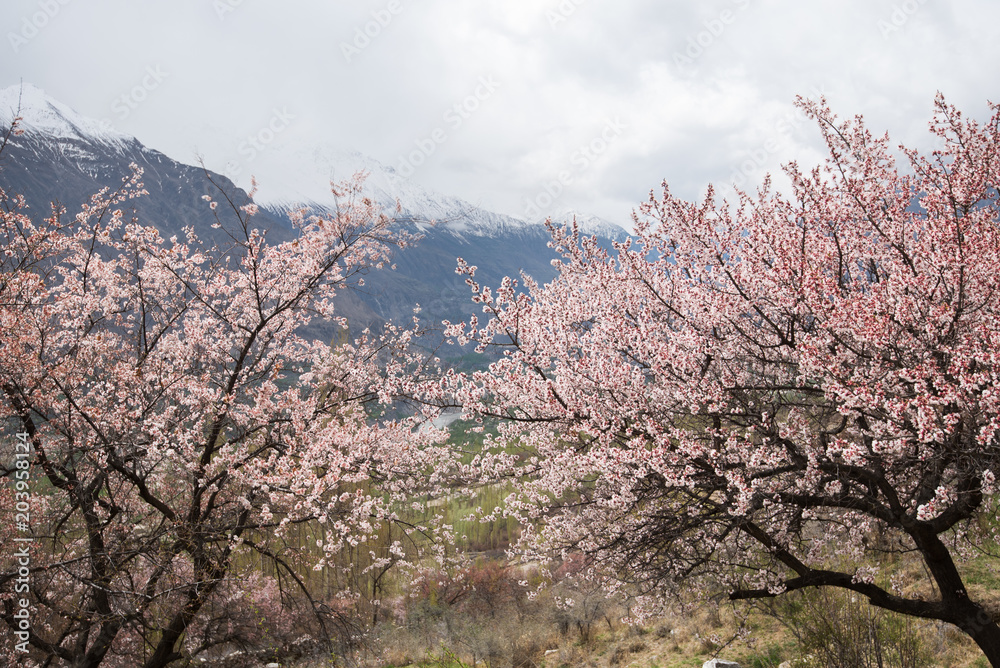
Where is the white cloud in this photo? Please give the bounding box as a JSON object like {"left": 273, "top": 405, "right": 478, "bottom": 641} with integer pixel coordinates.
{"left": 2, "top": 0, "right": 998, "bottom": 226}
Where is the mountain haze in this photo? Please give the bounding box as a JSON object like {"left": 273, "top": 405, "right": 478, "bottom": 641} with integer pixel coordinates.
{"left": 0, "top": 84, "right": 629, "bottom": 347}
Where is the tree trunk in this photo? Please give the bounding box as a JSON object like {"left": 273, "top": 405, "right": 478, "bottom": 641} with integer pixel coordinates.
{"left": 962, "top": 604, "right": 1000, "bottom": 668}
{"left": 912, "top": 527, "right": 1000, "bottom": 667}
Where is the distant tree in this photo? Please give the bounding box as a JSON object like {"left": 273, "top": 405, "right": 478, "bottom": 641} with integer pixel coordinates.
{"left": 440, "top": 95, "right": 1000, "bottom": 665}
{"left": 0, "top": 118, "right": 451, "bottom": 668}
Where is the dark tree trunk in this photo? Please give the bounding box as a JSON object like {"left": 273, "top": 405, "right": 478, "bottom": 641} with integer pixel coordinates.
{"left": 915, "top": 527, "right": 1000, "bottom": 667}
{"left": 960, "top": 603, "right": 1000, "bottom": 668}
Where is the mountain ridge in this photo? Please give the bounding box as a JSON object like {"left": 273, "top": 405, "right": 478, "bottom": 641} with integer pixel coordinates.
{"left": 0, "top": 83, "right": 629, "bottom": 347}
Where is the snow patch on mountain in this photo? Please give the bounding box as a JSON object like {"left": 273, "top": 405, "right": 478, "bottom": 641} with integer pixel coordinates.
{"left": 246, "top": 143, "right": 631, "bottom": 240}
{"left": 243, "top": 142, "right": 550, "bottom": 238}
{"left": 543, "top": 209, "right": 632, "bottom": 240}
{"left": 0, "top": 84, "right": 131, "bottom": 148}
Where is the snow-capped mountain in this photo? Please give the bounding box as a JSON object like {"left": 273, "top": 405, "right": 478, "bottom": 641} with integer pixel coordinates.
{"left": 0, "top": 84, "right": 628, "bottom": 349}
{"left": 0, "top": 84, "right": 288, "bottom": 247}
{"left": 0, "top": 83, "right": 132, "bottom": 148}
{"left": 545, "top": 209, "right": 632, "bottom": 241}
{"left": 238, "top": 143, "right": 533, "bottom": 238}
{"left": 233, "top": 141, "right": 629, "bottom": 242}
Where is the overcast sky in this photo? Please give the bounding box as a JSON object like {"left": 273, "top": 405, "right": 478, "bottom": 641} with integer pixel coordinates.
{"left": 2, "top": 0, "right": 998, "bottom": 225}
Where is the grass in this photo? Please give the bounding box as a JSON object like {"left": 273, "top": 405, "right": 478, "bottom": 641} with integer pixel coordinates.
{"left": 265, "top": 422, "right": 1000, "bottom": 668}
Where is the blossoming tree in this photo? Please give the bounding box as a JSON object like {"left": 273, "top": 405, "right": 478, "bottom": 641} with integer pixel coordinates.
{"left": 441, "top": 96, "right": 1000, "bottom": 664}
{"left": 0, "top": 145, "right": 450, "bottom": 667}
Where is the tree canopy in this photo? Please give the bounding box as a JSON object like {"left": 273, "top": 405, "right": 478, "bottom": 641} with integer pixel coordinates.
{"left": 0, "top": 154, "right": 450, "bottom": 667}
{"left": 439, "top": 95, "right": 1000, "bottom": 664}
